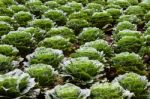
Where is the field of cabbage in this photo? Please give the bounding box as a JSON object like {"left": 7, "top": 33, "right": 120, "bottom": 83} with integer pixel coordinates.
{"left": 1, "top": 0, "right": 150, "bottom": 98}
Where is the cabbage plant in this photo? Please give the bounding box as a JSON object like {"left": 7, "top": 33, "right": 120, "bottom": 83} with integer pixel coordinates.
{"left": 45, "top": 83, "right": 90, "bottom": 99}
{"left": 66, "top": 19, "right": 89, "bottom": 34}
{"left": 43, "top": 9, "right": 67, "bottom": 26}
{"left": 46, "top": 26, "right": 76, "bottom": 42}
{"left": 71, "top": 47, "right": 105, "bottom": 62}
{"left": 29, "top": 19, "right": 54, "bottom": 31}
{"left": 0, "top": 21, "right": 12, "bottom": 36}
{"left": 115, "top": 36, "right": 143, "bottom": 53}
{"left": 81, "top": 39, "right": 113, "bottom": 57}
{"left": 112, "top": 52, "right": 146, "bottom": 75}
{"left": 38, "top": 36, "right": 73, "bottom": 52}
{"left": 114, "top": 21, "right": 137, "bottom": 33}
{"left": 90, "top": 11, "right": 113, "bottom": 28}
{"left": 113, "top": 72, "right": 150, "bottom": 98}
{"left": 26, "top": 64, "right": 55, "bottom": 86}
{"left": 13, "top": 11, "right": 33, "bottom": 27}
{"left": 60, "top": 57, "right": 104, "bottom": 81}
{"left": 26, "top": 47, "right": 64, "bottom": 68}
{"left": 0, "top": 69, "right": 36, "bottom": 98}
{"left": 78, "top": 27, "right": 104, "bottom": 44}
{"left": 0, "top": 44, "right": 18, "bottom": 56}
{"left": 113, "top": 30, "right": 142, "bottom": 41}
{"left": 1, "top": 31, "right": 35, "bottom": 54}
{"left": 90, "top": 82, "right": 125, "bottom": 99}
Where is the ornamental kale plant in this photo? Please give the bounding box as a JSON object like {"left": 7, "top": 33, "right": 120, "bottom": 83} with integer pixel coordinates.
{"left": 112, "top": 52, "right": 146, "bottom": 75}
{"left": 90, "top": 82, "right": 124, "bottom": 99}
{"left": 0, "top": 54, "right": 13, "bottom": 72}
{"left": 117, "top": 15, "right": 141, "bottom": 24}
{"left": 86, "top": 3, "right": 103, "bottom": 12}
{"left": 13, "top": 11, "right": 33, "bottom": 27}
{"left": 29, "top": 19, "right": 54, "bottom": 31}
{"left": 114, "top": 21, "right": 137, "bottom": 33}
{"left": 26, "top": 47, "right": 64, "bottom": 68}
{"left": 26, "top": 64, "right": 55, "bottom": 86}
{"left": 71, "top": 47, "right": 105, "bottom": 62}
{"left": 0, "top": 44, "right": 18, "bottom": 56}
{"left": 125, "top": 5, "right": 146, "bottom": 18}
{"left": 90, "top": 11, "right": 113, "bottom": 28}
{"left": 38, "top": 36, "right": 73, "bottom": 52}
{"left": 60, "top": 57, "right": 104, "bottom": 81}
{"left": 115, "top": 36, "right": 143, "bottom": 53}
{"left": 10, "top": 5, "right": 28, "bottom": 13}
{"left": 78, "top": 27, "right": 104, "bottom": 44}
{"left": 0, "top": 69, "right": 36, "bottom": 98}
{"left": 46, "top": 26, "right": 76, "bottom": 42}
{"left": 43, "top": 9, "right": 67, "bottom": 26}
{"left": 113, "top": 30, "right": 142, "bottom": 41}
{"left": 113, "top": 72, "right": 150, "bottom": 98}
{"left": 0, "top": 21, "right": 12, "bottom": 36}
{"left": 81, "top": 39, "right": 113, "bottom": 57}
{"left": 45, "top": 83, "right": 90, "bottom": 99}
{"left": 66, "top": 19, "right": 90, "bottom": 34}
{"left": 1, "top": 31, "right": 34, "bottom": 54}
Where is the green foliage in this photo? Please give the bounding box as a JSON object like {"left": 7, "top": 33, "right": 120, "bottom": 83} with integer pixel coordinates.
{"left": 26, "top": 64, "right": 54, "bottom": 86}
{"left": 68, "top": 11, "right": 89, "bottom": 20}
{"left": 144, "top": 27, "right": 150, "bottom": 35}
{"left": 71, "top": 47, "right": 105, "bottom": 62}
{"left": 10, "top": 5, "right": 28, "bottom": 13}
{"left": 127, "top": 0, "right": 138, "bottom": 5}
{"left": 1, "top": 0, "right": 16, "bottom": 6}
{"left": 107, "top": 0, "right": 130, "bottom": 8}
{"left": 112, "top": 52, "right": 146, "bottom": 75}
{"left": 115, "top": 36, "right": 143, "bottom": 53}
{"left": 0, "top": 16, "right": 14, "bottom": 24}
{"left": 13, "top": 11, "right": 33, "bottom": 26}
{"left": 125, "top": 6, "right": 145, "bottom": 18}
{"left": 66, "top": 19, "right": 90, "bottom": 34}
{"left": 58, "top": 2, "right": 82, "bottom": 15}
{"left": 106, "top": 8, "right": 122, "bottom": 19}
{"left": 46, "top": 26, "right": 75, "bottom": 42}
{"left": 38, "top": 36, "right": 73, "bottom": 51}
{"left": 139, "top": 0, "right": 150, "bottom": 10}
{"left": 45, "top": 83, "right": 90, "bottom": 99}
{"left": 86, "top": 3, "right": 103, "bottom": 12}
{"left": 139, "top": 46, "right": 150, "bottom": 58}
{"left": 61, "top": 57, "right": 104, "bottom": 81}
{"left": 113, "top": 30, "right": 142, "bottom": 41}
{"left": 114, "top": 72, "right": 149, "bottom": 98}
{"left": 0, "top": 69, "right": 35, "bottom": 98}
{"left": 25, "top": 1, "right": 48, "bottom": 17}
{"left": 0, "top": 7, "right": 14, "bottom": 17}
{"left": 78, "top": 27, "right": 104, "bottom": 44}
{"left": 44, "top": 1, "right": 60, "bottom": 9}
{"left": 144, "top": 35, "right": 150, "bottom": 46}
{"left": 20, "top": 27, "right": 45, "bottom": 42}
{"left": 0, "top": 44, "right": 18, "bottom": 56}
{"left": 26, "top": 47, "right": 64, "bottom": 68}
{"left": 29, "top": 19, "right": 53, "bottom": 31}
{"left": 0, "top": 54, "right": 13, "bottom": 71}
{"left": 144, "top": 11, "right": 150, "bottom": 21}
{"left": 90, "top": 82, "right": 124, "bottom": 99}
{"left": 0, "top": 21, "right": 12, "bottom": 36}
{"left": 2, "top": 31, "right": 34, "bottom": 52}
{"left": 90, "top": 11, "right": 113, "bottom": 28}
{"left": 66, "top": 2, "right": 83, "bottom": 12}
{"left": 81, "top": 39, "right": 113, "bottom": 57}
{"left": 114, "top": 21, "right": 137, "bottom": 33}
{"left": 43, "top": 9, "right": 66, "bottom": 26}
{"left": 117, "top": 15, "right": 141, "bottom": 24}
